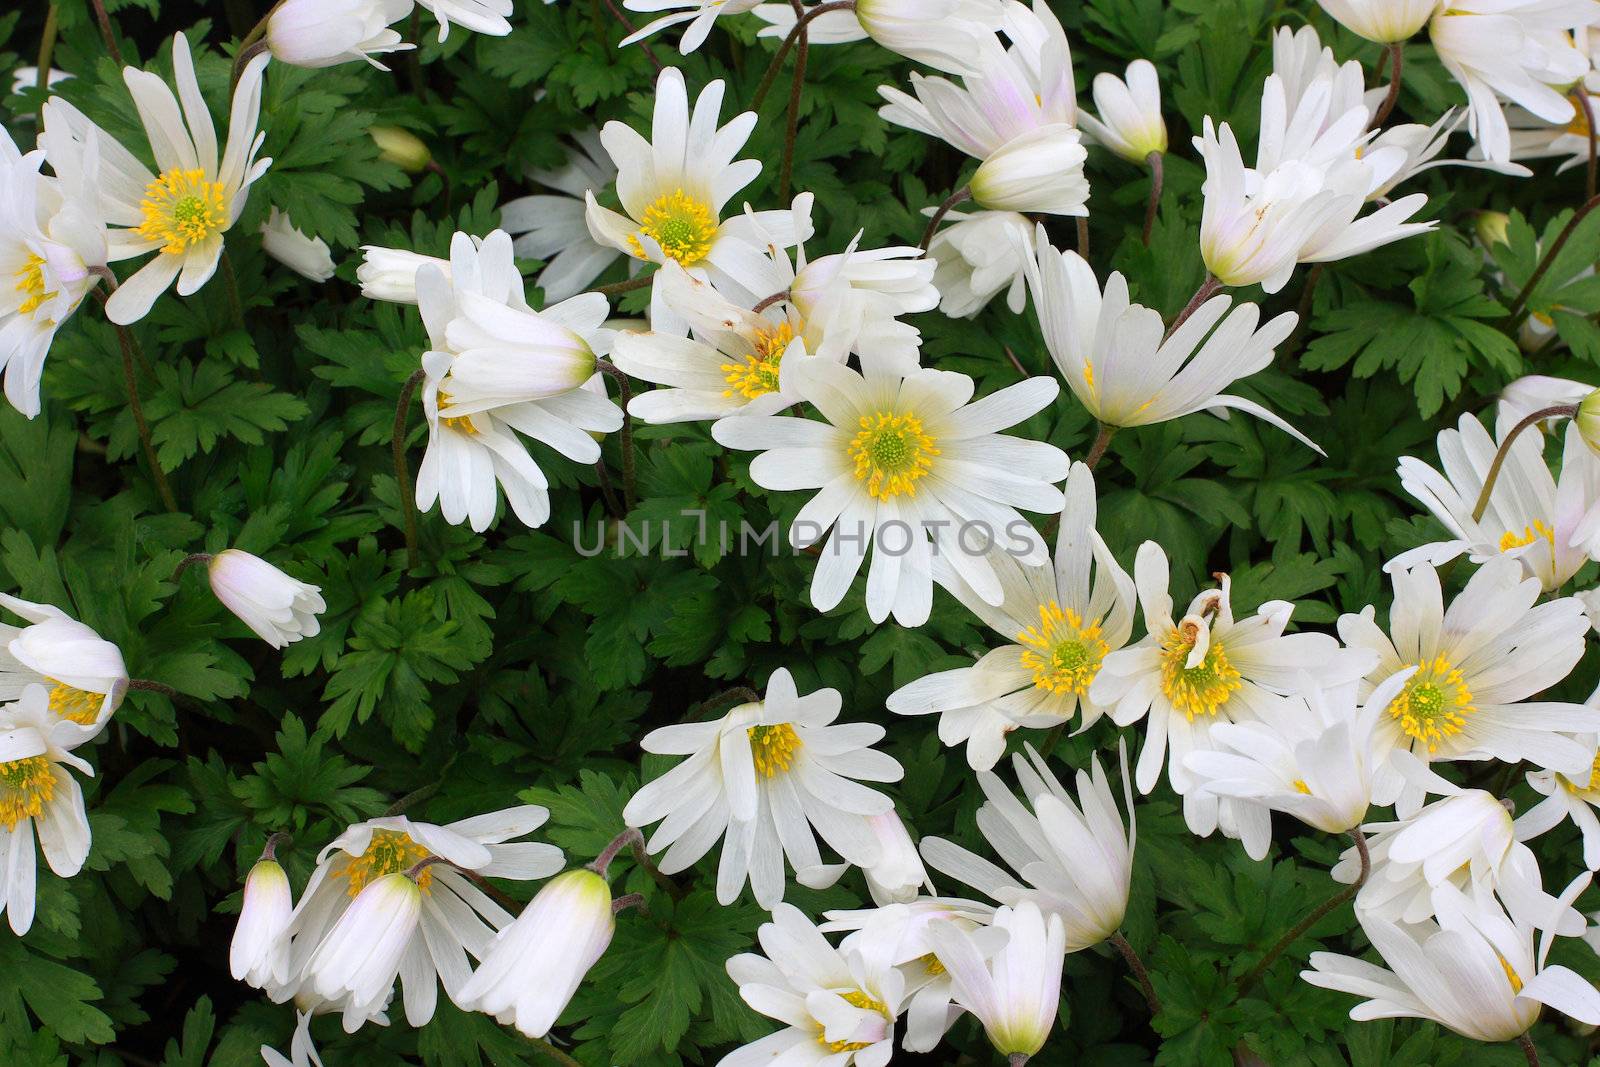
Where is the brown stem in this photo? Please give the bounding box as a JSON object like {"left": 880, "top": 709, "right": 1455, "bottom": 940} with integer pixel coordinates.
{"left": 1003, "top": 345, "right": 1027, "bottom": 378}
{"left": 1471, "top": 405, "right": 1578, "bottom": 523}
{"left": 1370, "top": 43, "right": 1403, "bottom": 130}
{"left": 1164, "top": 275, "right": 1222, "bottom": 342}
{"left": 779, "top": 23, "right": 809, "bottom": 203}
{"left": 406, "top": 855, "right": 452, "bottom": 881}
{"left": 750, "top": 1, "right": 857, "bottom": 112}
{"left": 1142, "top": 152, "right": 1164, "bottom": 246}
{"left": 115, "top": 323, "right": 179, "bottom": 512}
{"left": 753, "top": 291, "right": 791, "bottom": 315}
{"left": 36, "top": 6, "right": 59, "bottom": 92}
{"left": 1505, "top": 195, "right": 1600, "bottom": 326}
{"left": 595, "top": 460, "right": 624, "bottom": 520}
{"left": 920, "top": 186, "right": 973, "bottom": 252}
{"left": 1576, "top": 90, "right": 1598, "bottom": 203}
{"left": 589, "top": 274, "right": 654, "bottom": 297}
{"left": 1236, "top": 828, "right": 1369, "bottom": 996}
{"left": 693, "top": 686, "right": 762, "bottom": 721}
{"left": 461, "top": 868, "right": 526, "bottom": 913}
{"left": 89, "top": 0, "right": 123, "bottom": 65}
{"left": 229, "top": 30, "right": 270, "bottom": 91}
{"left": 596, "top": 362, "right": 636, "bottom": 512}
{"left": 612, "top": 892, "right": 648, "bottom": 915}
{"left": 524, "top": 1036, "right": 583, "bottom": 1067}
{"left": 1076, "top": 216, "right": 1091, "bottom": 260}
{"left": 127, "top": 678, "right": 180, "bottom": 698}
{"left": 169, "top": 552, "right": 213, "bottom": 583}
{"left": 259, "top": 831, "right": 292, "bottom": 863}
{"left": 393, "top": 368, "right": 426, "bottom": 571}
{"left": 1084, "top": 424, "right": 1116, "bottom": 470}
{"left": 1108, "top": 931, "right": 1161, "bottom": 1016}
{"left": 1519, "top": 1033, "right": 1540, "bottom": 1067}
{"left": 601, "top": 0, "right": 664, "bottom": 74}
{"left": 589, "top": 826, "right": 684, "bottom": 899}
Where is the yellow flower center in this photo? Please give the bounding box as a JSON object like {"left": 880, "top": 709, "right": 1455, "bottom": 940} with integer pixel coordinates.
{"left": 628, "top": 189, "right": 718, "bottom": 266}
{"left": 336, "top": 829, "right": 434, "bottom": 896}
{"left": 14, "top": 254, "right": 57, "bottom": 317}
{"left": 848, "top": 411, "right": 938, "bottom": 500}
{"left": 1387, "top": 655, "right": 1475, "bottom": 753}
{"left": 1017, "top": 602, "right": 1109, "bottom": 696}
{"left": 0, "top": 755, "right": 54, "bottom": 831}
{"left": 47, "top": 679, "right": 103, "bottom": 725}
{"left": 1499, "top": 520, "right": 1555, "bottom": 554}
{"left": 722, "top": 322, "right": 796, "bottom": 401}
{"left": 1563, "top": 748, "right": 1600, "bottom": 795}
{"left": 919, "top": 952, "right": 946, "bottom": 977}
{"left": 1159, "top": 622, "right": 1240, "bottom": 721}
{"left": 138, "top": 168, "right": 230, "bottom": 255}
{"left": 818, "top": 990, "right": 888, "bottom": 1054}
{"left": 436, "top": 391, "right": 476, "bottom": 434}
{"left": 1293, "top": 779, "right": 1312, "bottom": 795}
{"left": 748, "top": 723, "right": 802, "bottom": 778}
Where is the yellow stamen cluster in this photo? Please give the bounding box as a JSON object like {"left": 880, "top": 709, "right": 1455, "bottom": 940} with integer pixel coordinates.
{"left": 1565, "top": 748, "right": 1600, "bottom": 796}
{"left": 0, "top": 755, "right": 54, "bottom": 831}
{"left": 817, "top": 990, "right": 888, "bottom": 1054}
{"left": 848, "top": 411, "right": 938, "bottom": 500}
{"left": 1387, "top": 655, "right": 1475, "bottom": 753}
{"left": 1159, "top": 623, "right": 1241, "bottom": 721}
{"left": 336, "top": 829, "right": 434, "bottom": 896}
{"left": 138, "top": 168, "right": 230, "bottom": 255}
{"left": 14, "top": 254, "right": 56, "bottom": 317}
{"left": 919, "top": 953, "right": 946, "bottom": 977}
{"left": 1017, "top": 602, "right": 1109, "bottom": 696}
{"left": 722, "top": 323, "right": 796, "bottom": 401}
{"left": 1499, "top": 953, "right": 1525, "bottom": 995}
{"left": 47, "top": 680, "right": 103, "bottom": 726}
{"left": 1499, "top": 519, "right": 1555, "bottom": 553}
{"left": 748, "top": 723, "right": 802, "bottom": 778}
{"left": 1292, "top": 779, "right": 1312, "bottom": 795}
{"left": 628, "top": 189, "right": 718, "bottom": 266}
{"left": 436, "top": 391, "right": 476, "bottom": 434}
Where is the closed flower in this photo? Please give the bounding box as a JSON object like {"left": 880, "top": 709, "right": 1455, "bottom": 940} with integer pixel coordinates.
{"left": 207, "top": 550, "right": 326, "bottom": 649}
{"left": 266, "top": 0, "right": 414, "bottom": 69}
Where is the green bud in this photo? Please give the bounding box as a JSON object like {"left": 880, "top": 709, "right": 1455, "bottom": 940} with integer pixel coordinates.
{"left": 371, "top": 126, "right": 431, "bottom": 173}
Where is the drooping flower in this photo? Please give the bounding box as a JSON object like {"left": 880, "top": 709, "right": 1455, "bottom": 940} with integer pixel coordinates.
{"left": 299, "top": 872, "right": 424, "bottom": 1028}
{"left": 622, "top": 668, "right": 903, "bottom": 907}
{"left": 413, "top": 0, "right": 514, "bottom": 40}
{"left": 927, "top": 209, "right": 1034, "bottom": 318}
{"left": 887, "top": 463, "right": 1135, "bottom": 769}
{"left": 1315, "top": 0, "right": 1439, "bottom": 43}
{"left": 356, "top": 245, "right": 449, "bottom": 305}
{"left": 0, "top": 592, "right": 127, "bottom": 740}
{"left": 620, "top": 0, "right": 764, "bottom": 54}
{"left": 712, "top": 355, "right": 1067, "bottom": 626}
{"left": 1079, "top": 59, "right": 1167, "bottom": 163}
{"left": 233, "top": 854, "right": 296, "bottom": 990}
{"left": 861, "top": 812, "right": 932, "bottom": 905}
{"left": 927, "top": 901, "right": 1066, "bottom": 1061}
{"left": 260, "top": 209, "right": 336, "bottom": 283}
{"left": 853, "top": 0, "right": 1006, "bottom": 74}
{"left": 260, "top": 1012, "right": 324, "bottom": 1067}
{"left": 500, "top": 130, "right": 628, "bottom": 303}
{"left": 266, "top": 0, "right": 415, "bottom": 69}
{"left": 206, "top": 550, "right": 327, "bottom": 649}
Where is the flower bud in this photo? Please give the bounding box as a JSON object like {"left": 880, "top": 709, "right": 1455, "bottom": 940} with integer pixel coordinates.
{"left": 1315, "top": 0, "right": 1437, "bottom": 44}
{"left": 970, "top": 125, "right": 1089, "bottom": 217}
{"left": 1475, "top": 211, "right": 1511, "bottom": 250}
{"left": 207, "top": 550, "right": 326, "bottom": 649}
{"left": 260, "top": 209, "right": 336, "bottom": 283}
{"left": 1082, "top": 60, "right": 1168, "bottom": 163}
{"left": 231, "top": 858, "right": 294, "bottom": 988}
{"left": 268, "top": 0, "right": 414, "bottom": 69}
{"left": 370, "top": 125, "right": 432, "bottom": 173}
{"left": 358, "top": 246, "right": 450, "bottom": 305}
{"left": 929, "top": 902, "right": 1066, "bottom": 1058}
{"left": 1578, "top": 390, "right": 1600, "bottom": 456}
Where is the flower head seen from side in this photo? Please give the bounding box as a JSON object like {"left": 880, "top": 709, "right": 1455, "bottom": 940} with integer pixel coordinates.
{"left": 300, "top": 871, "right": 424, "bottom": 1029}
{"left": 277, "top": 807, "right": 564, "bottom": 1031}
{"left": 1516, "top": 746, "right": 1600, "bottom": 870}
{"left": 621, "top": 0, "right": 763, "bottom": 54}
{"left": 712, "top": 356, "right": 1066, "bottom": 626}
{"left": 1079, "top": 59, "right": 1167, "bottom": 163}
{"left": 0, "top": 684, "right": 95, "bottom": 935}
{"left": 1337, "top": 558, "right": 1600, "bottom": 816}
{"left": 233, "top": 851, "right": 296, "bottom": 990}
{"left": 751, "top": 2, "right": 870, "bottom": 45}
{"left": 920, "top": 741, "right": 1136, "bottom": 954}
{"left": 928, "top": 209, "right": 1034, "bottom": 318}
{"left": 721, "top": 902, "right": 905, "bottom": 1066}
{"left": 1316, "top": 0, "right": 1438, "bottom": 43}
{"left": 266, "top": 0, "right": 414, "bottom": 69}
{"left": 861, "top": 811, "right": 933, "bottom": 905}
{"left": 0, "top": 592, "right": 128, "bottom": 741}
{"left": 41, "top": 33, "right": 271, "bottom": 325}
{"left": 853, "top": 0, "right": 1007, "bottom": 75}
{"left": 501, "top": 130, "right": 626, "bottom": 303}
{"left": 1024, "top": 227, "right": 1319, "bottom": 452}
{"left": 261, "top": 1012, "right": 324, "bottom": 1067}
{"left": 357, "top": 245, "right": 450, "bottom": 305}
{"left": 926, "top": 901, "right": 1066, "bottom": 1060}
{"left": 1090, "top": 542, "right": 1375, "bottom": 853}
{"left": 888, "top": 463, "right": 1135, "bottom": 770}
{"left": 622, "top": 667, "right": 903, "bottom": 907}
{"left": 413, "top": 0, "right": 514, "bottom": 40}
{"left": 260, "top": 209, "right": 335, "bottom": 282}
{"left": 206, "top": 550, "right": 327, "bottom": 649}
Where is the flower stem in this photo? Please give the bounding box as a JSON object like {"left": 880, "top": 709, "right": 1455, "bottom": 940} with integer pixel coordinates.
{"left": 114, "top": 323, "right": 179, "bottom": 513}
{"left": 220, "top": 251, "right": 245, "bottom": 330}
{"left": 596, "top": 361, "right": 637, "bottom": 512}
{"left": 229, "top": 13, "right": 272, "bottom": 90}
{"left": 1370, "top": 43, "right": 1403, "bottom": 130}
{"left": 589, "top": 827, "right": 683, "bottom": 898}
{"left": 1235, "top": 828, "right": 1368, "bottom": 997}
{"left": 595, "top": 461, "right": 624, "bottom": 520}
{"left": 1077, "top": 216, "right": 1091, "bottom": 260}
{"left": 1108, "top": 931, "right": 1161, "bottom": 1015}
{"left": 393, "top": 368, "right": 426, "bottom": 572}
{"left": 1164, "top": 275, "right": 1222, "bottom": 342}
{"left": 778, "top": 7, "right": 809, "bottom": 203}
{"left": 752, "top": 291, "right": 791, "bottom": 315}
{"left": 89, "top": 0, "right": 123, "bottom": 65}
{"left": 612, "top": 892, "right": 648, "bottom": 915}
{"left": 1518, "top": 1033, "right": 1540, "bottom": 1067}
{"left": 1505, "top": 195, "right": 1600, "bottom": 326}
{"left": 1282, "top": 263, "right": 1326, "bottom": 362}
{"left": 920, "top": 186, "right": 973, "bottom": 252}
{"left": 524, "top": 1036, "right": 583, "bottom": 1067}
{"left": 36, "top": 6, "right": 59, "bottom": 91}
{"left": 1575, "top": 90, "right": 1598, "bottom": 203}
{"left": 601, "top": 0, "right": 664, "bottom": 74}
{"left": 1142, "top": 152, "right": 1164, "bottom": 246}
{"left": 260, "top": 831, "right": 292, "bottom": 862}
{"left": 589, "top": 274, "right": 654, "bottom": 297}
{"left": 169, "top": 553, "right": 214, "bottom": 583}
{"left": 1084, "top": 424, "right": 1117, "bottom": 471}
{"left": 750, "top": 1, "right": 857, "bottom": 112}
{"left": 127, "top": 678, "right": 181, "bottom": 698}
{"left": 1470, "top": 405, "right": 1578, "bottom": 523}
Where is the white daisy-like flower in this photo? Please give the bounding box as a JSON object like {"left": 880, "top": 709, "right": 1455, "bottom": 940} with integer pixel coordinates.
{"left": 887, "top": 463, "right": 1135, "bottom": 770}
{"left": 500, "top": 130, "right": 629, "bottom": 304}
{"left": 1391, "top": 412, "right": 1600, "bottom": 593}
{"left": 39, "top": 33, "right": 271, "bottom": 325}
{"left": 621, "top": 0, "right": 763, "bottom": 54}
{"left": 413, "top": 230, "right": 621, "bottom": 532}
{"left": 1515, "top": 746, "right": 1600, "bottom": 870}
{"left": 1023, "top": 226, "right": 1319, "bottom": 451}
{"left": 712, "top": 355, "right": 1067, "bottom": 627}
{"left": 721, "top": 902, "right": 906, "bottom": 1067}
{"left": 926, "top": 900, "right": 1066, "bottom": 1061}
{"left": 1337, "top": 557, "right": 1600, "bottom": 816}
{"left": 1079, "top": 59, "right": 1167, "bottom": 163}
{"left": 0, "top": 592, "right": 127, "bottom": 741}
{"left": 414, "top": 0, "right": 514, "bottom": 40}
{"left": 0, "top": 684, "right": 94, "bottom": 935}
{"left": 1503, "top": 98, "right": 1600, "bottom": 176}
{"left": 585, "top": 67, "right": 809, "bottom": 332}
{"left": 261, "top": 1012, "right": 324, "bottom": 1067}
{"left": 927, "top": 209, "right": 1034, "bottom": 318}
{"left": 1090, "top": 542, "right": 1375, "bottom": 853}
{"left": 277, "top": 807, "right": 564, "bottom": 1032}
{"left": 622, "top": 667, "right": 903, "bottom": 907}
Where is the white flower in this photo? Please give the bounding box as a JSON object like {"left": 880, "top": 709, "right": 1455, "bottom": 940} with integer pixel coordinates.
{"left": 1024, "top": 227, "right": 1318, "bottom": 451}
{"left": 207, "top": 550, "right": 327, "bottom": 649}
{"left": 621, "top": 0, "right": 763, "bottom": 54}
{"left": 887, "top": 463, "right": 1135, "bottom": 770}
{"left": 927, "top": 209, "right": 1033, "bottom": 318}
{"left": 413, "top": 231, "right": 621, "bottom": 532}
{"left": 1499, "top": 374, "right": 1595, "bottom": 429}
{"left": 1430, "top": 0, "right": 1600, "bottom": 165}
{"left": 40, "top": 33, "right": 271, "bottom": 325}
{"left": 751, "top": 3, "right": 869, "bottom": 45}
{"left": 233, "top": 856, "right": 296, "bottom": 989}
{"left": 1515, "top": 748, "right": 1600, "bottom": 869}
{"left": 279, "top": 808, "right": 564, "bottom": 1031}
{"left": 1391, "top": 412, "right": 1600, "bottom": 592}
{"left": 501, "top": 130, "right": 627, "bottom": 303}
{"left": 861, "top": 812, "right": 932, "bottom": 905}
{"left": 414, "top": 0, "right": 513, "bottom": 40}
{"left": 0, "top": 125, "right": 106, "bottom": 418}
{"left": 622, "top": 667, "right": 903, "bottom": 907}
{"left": 300, "top": 872, "right": 423, "bottom": 1026}
{"left": 1316, "top": 0, "right": 1439, "bottom": 43}
{"left": 456, "top": 868, "right": 615, "bottom": 1039}
{"left": 1079, "top": 59, "right": 1167, "bottom": 163}
{"left": 260, "top": 1012, "right": 324, "bottom": 1067}
{"left": 0, "top": 592, "right": 128, "bottom": 739}
{"left": 1503, "top": 97, "right": 1600, "bottom": 175}
{"left": 1304, "top": 878, "right": 1600, "bottom": 1043}
{"left": 721, "top": 902, "right": 905, "bottom": 1067}
{"left": 820, "top": 898, "right": 997, "bottom": 1053}
{"left": 712, "top": 356, "right": 1067, "bottom": 627}
{"left": 927, "top": 901, "right": 1066, "bottom": 1060}
{"left": 853, "top": 0, "right": 1006, "bottom": 75}
{"left": 356, "top": 245, "right": 449, "bottom": 305}
{"left": 0, "top": 685, "right": 94, "bottom": 935}
{"left": 969, "top": 125, "right": 1089, "bottom": 216}
{"left": 1337, "top": 558, "right": 1600, "bottom": 815}
{"left": 260, "top": 209, "right": 335, "bottom": 283}
{"left": 9, "top": 67, "right": 71, "bottom": 98}
{"left": 266, "top": 0, "right": 414, "bottom": 69}
{"left": 586, "top": 67, "right": 809, "bottom": 332}
{"left": 920, "top": 742, "right": 1135, "bottom": 953}
{"left": 1375, "top": 109, "right": 1527, "bottom": 200}
{"left": 1184, "top": 670, "right": 1415, "bottom": 856}
{"left": 1091, "top": 542, "right": 1375, "bottom": 853}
